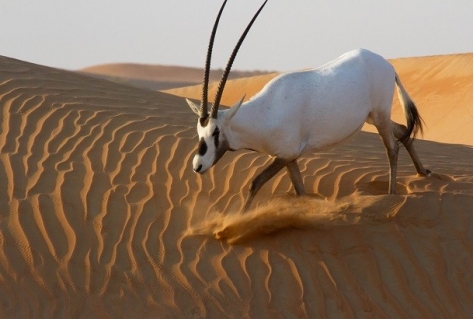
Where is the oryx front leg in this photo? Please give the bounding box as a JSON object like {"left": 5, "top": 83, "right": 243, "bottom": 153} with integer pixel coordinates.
{"left": 243, "top": 157, "right": 287, "bottom": 212}
{"left": 286, "top": 160, "right": 305, "bottom": 196}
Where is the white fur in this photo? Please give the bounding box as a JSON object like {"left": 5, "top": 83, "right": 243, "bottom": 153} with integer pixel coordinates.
{"left": 188, "top": 48, "right": 430, "bottom": 209}
{"left": 220, "top": 48, "right": 395, "bottom": 160}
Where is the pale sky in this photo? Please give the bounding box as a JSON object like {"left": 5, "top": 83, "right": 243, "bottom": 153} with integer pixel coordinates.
{"left": 2, "top": 0, "right": 472, "bottom": 72}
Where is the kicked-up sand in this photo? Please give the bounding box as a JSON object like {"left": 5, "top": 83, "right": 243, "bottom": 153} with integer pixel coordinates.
{"left": 0, "top": 53, "right": 471, "bottom": 318}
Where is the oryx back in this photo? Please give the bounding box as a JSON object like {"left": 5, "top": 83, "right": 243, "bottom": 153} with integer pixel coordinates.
{"left": 231, "top": 49, "right": 397, "bottom": 159}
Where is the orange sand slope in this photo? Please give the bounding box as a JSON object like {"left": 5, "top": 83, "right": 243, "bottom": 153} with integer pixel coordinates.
{"left": 80, "top": 63, "right": 274, "bottom": 91}
{"left": 0, "top": 55, "right": 472, "bottom": 318}
{"left": 165, "top": 53, "right": 472, "bottom": 145}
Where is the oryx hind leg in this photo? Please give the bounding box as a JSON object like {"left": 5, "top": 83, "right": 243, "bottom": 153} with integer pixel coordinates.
{"left": 391, "top": 121, "right": 431, "bottom": 176}
{"left": 371, "top": 116, "right": 399, "bottom": 194}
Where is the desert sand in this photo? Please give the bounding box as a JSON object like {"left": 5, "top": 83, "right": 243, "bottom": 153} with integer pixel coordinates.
{"left": 0, "top": 52, "right": 471, "bottom": 318}
{"left": 80, "top": 63, "right": 274, "bottom": 91}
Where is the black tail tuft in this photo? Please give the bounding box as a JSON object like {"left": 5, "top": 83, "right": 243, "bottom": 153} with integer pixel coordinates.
{"left": 395, "top": 74, "right": 424, "bottom": 144}
{"left": 398, "top": 99, "right": 424, "bottom": 143}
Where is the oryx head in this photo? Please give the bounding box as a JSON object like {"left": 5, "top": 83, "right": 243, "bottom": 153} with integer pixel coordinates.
{"left": 186, "top": 0, "right": 268, "bottom": 174}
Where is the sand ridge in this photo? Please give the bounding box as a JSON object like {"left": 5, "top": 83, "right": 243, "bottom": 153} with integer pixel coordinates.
{"left": 80, "top": 63, "right": 275, "bottom": 91}
{"left": 0, "top": 55, "right": 472, "bottom": 318}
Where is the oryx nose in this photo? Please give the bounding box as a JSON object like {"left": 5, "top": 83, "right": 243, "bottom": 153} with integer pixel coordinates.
{"left": 194, "top": 164, "right": 203, "bottom": 173}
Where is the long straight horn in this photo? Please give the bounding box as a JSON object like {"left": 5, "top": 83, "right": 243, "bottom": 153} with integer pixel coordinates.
{"left": 200, "top": 0, "right": 228, "bottom": 123}
{"left": 210, "top": 0, "right": 268, "bottom": 119}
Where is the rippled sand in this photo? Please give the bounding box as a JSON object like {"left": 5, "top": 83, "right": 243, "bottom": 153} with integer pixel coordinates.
{"left": 0, "top": 54, "right": 471, "bottom": 318}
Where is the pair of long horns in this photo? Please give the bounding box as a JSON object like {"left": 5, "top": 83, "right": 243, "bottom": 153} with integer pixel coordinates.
{"left": 199, "top": 0, "right": 268, "bottom": 123}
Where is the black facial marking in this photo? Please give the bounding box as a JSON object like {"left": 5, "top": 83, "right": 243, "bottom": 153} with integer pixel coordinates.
{"left": 198, "top": 137, "right": 207, "bottom": 156}
{"left": 212, "top": 127, "right": 220, "bottom": 148}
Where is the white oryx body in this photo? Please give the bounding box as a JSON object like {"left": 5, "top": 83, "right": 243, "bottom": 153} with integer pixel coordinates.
{"left": 188, "top": 0, "right": 430, "bottom": 211}
{"left": 222, "top": 49, "right": 394, "bottom": 159}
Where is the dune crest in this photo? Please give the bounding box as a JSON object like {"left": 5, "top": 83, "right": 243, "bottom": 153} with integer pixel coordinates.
{"left": 0, "top": 55, "right": 471, "bottom": 318}
{"left": 80, "top": 63, "right": 275, "bottom": 91}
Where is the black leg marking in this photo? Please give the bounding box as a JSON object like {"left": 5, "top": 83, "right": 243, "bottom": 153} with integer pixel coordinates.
{"left": 243, "top": 157, "right": 287, "bottom": 212}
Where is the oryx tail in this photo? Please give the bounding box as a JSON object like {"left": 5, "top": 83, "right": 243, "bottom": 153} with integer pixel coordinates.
{"left": 395, "top": 74, "right": 424, "bottom": 143}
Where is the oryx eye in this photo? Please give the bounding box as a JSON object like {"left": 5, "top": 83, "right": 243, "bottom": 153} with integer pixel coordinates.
{"left": 212, "top": 127, "right": 220, "bottom": 148}
{"left": 198, "top": 138, "right": 207, "bottom": 156}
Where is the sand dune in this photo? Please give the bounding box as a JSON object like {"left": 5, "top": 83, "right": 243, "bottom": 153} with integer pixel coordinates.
{"left": 80, "top": 63, "right": 274, "bottom": 91}
{"left": 0, "top": 55, "right": 471, "bottom": 318}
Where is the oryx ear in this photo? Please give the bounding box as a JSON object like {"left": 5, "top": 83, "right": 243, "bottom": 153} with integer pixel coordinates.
{"left": 186, "top": 98, "right": 201, "bottom": 116}
{"left": 224, "top": 95, "right": 245, "bottom": 124}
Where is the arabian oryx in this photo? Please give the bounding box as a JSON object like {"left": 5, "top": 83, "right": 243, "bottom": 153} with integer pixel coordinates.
{"left": 186, "top": 0, "right": 431, "bottom": 211}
